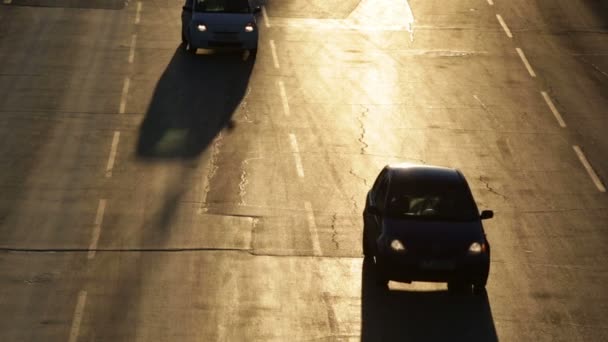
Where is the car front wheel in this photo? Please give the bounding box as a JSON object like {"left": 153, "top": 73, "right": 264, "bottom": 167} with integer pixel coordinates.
{"left": 186, "top": 42, "right": 197, "bottom": 54}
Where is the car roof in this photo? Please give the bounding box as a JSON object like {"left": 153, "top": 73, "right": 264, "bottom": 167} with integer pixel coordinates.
{"left": 386, "top": 163, "right": 466, "bottom": 186}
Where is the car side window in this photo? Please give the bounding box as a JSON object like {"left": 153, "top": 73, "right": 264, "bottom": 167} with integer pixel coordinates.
{"left": 371, "top": 169, "right": 386, "bottom": 198}
{"left": 375, "top": 173, "right": 390, "bottom": 209}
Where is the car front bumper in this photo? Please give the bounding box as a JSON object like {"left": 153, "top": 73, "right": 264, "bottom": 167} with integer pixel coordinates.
{"left": 376, "top": 253, "right": 490, "bottom": 283}
{"left": 189, "top": 31, "right": 258, "bottom": 50}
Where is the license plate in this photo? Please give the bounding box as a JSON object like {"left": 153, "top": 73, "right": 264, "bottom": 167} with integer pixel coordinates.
{"left": 420, "top": 260, "right": 455, "bottom": 270}
{"left": 215, "top": 33, "right": 238, "bottom": 41}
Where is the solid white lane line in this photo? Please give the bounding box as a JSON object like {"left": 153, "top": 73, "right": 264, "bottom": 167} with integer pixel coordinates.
{"left": 487, "top": 0, "right": 494, "bottom": 5}
{"left": 135, "top": 2, "right": 142, "bottom": 24}
{"left": 262, "top": 6, "right": 271, "bottom": 28}
{"left": 269, "top": 40, "right": 280, "bottom": 69}
{"left": 278, "top": 80, "right": 290, "bottom": 116}
{"left": 68, "top": 290, "right": 87, "bottom": 342}
{"left": 88, "top": 199, "right": 107, "bottom": 259}
{"left": 105, "top": 132, "right": 120, "bottom": 178}
{"left": 304, "top": 201, "right": 322, "bottom": 256}
{"left": 128, "top": 34, "right": 137, "bottom": 64}
{"left": 573, "top": 146, "right": 606, "bottom": 192}
{"left": 516, "top": 47, "right": 536, "bottom": 77}
{"left": 119, "top": 77, "right": 130, "bottom": 114}
{"left": 541, "top": 91, "right": 567, "bottom": 128}
{"left": 496, "top": 14, "right": 512, "bottom": 38}
{"left": 289, "top": 134, "right": 305, "bottom": 178}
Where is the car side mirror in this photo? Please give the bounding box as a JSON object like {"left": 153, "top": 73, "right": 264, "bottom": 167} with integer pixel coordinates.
{"left": 367, "top": 206, "right": 381, "bottom": 216}
{"left": 253, "top": 6, "right": 262, "bottom": 14}
{"left": 480, "top": 210, "right": 494, "bottom": 220}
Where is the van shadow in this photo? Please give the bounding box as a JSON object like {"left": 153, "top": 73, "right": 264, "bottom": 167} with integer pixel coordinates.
{"left": 136, "top": 46, "right": 255, "bottom": 159}
{"left": 361, "top": 258, "right": 498, "bottom": 342}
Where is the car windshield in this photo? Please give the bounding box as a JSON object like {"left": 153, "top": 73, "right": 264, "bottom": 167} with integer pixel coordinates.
{"left": 195, "top": 0, "right": 250, "bottom": 13}
{"left": 385, "top": 179, "right": 478, "bottom": 221}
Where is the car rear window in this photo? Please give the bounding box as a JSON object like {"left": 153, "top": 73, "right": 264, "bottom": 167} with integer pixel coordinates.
{"left": 386, "top": 179, "right": 478, "bottom": 221}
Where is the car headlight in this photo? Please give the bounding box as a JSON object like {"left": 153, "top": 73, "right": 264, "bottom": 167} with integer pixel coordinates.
{"left": 244, "top": 23, "right": 255, "bottom": 32}
{"left": 197, "top": 24, "right": 207, "bottom": 32}
{"left": 390, "top": 239, "right": 406, "bottom": 253}
{"left": 468, "top": 242, "right": 486, "bottom": 255}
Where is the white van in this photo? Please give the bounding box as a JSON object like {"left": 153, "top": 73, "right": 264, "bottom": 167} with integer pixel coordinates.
{"left": 181, "top": 0, "right": 260, "bottom": 54}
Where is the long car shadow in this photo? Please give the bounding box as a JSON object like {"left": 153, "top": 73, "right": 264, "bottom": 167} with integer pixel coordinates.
{"left": 137, "top": 46, "right": 255, "bottom": 159}
{"left": 361, "top": 258, "right": 498, "bottom": 342}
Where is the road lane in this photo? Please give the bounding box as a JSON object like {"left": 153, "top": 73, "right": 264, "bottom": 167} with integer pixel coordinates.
{"left": 0, "top": 0, "right": 607, "bottom": 341}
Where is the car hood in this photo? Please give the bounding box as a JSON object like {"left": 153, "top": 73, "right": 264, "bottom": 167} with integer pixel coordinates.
{"left": 382, "top": 217, "right": 484, "bottom": 253}
{"left": 192, "top": 12, "right": 255, "bottom": 30}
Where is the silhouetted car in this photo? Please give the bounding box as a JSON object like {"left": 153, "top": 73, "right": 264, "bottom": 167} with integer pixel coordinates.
{"left": 181, "top": 0, "right": 260, "bottom": 54}
{"left": 363, "top": 164, "right": 494, "bottom": 293}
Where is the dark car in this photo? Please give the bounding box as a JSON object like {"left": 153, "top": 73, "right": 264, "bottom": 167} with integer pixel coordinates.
{"left": 181, "top": 0, "right": 260, "bottom": 54}
{"left": 363, "top": 163, "right": 494, "bottom": 293}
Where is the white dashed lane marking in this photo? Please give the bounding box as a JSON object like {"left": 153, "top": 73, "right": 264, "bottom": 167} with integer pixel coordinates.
{"left": 119, "top": 77, "right": 130, "bottom": 114}
{"left": 135, "top": 2, "right": 142, "bottom": 24}
{"left": 304, "top": 201, "right": 322, "bottom": 256}
{"left": 88, "top": 199, "right": 107, "bottom": 259}
{"left": 3, "top": 0, "right": 13, "bottom": 5}
{"left": 68, "top": 290, "right": 87, "bottom": 342}
{"left": 278, "top": 80, "right": 290, "bottom": 116}
{"left": 573, "top": 146, "right": 606, "bottom": 192}
{"left": 269, "top": 40, "right": 280, "bottom": 69}
{"left": 262, "top": 6, "right": 271, "bottom": 28}
{"left": 541, "top": 91, "right": 567, "bottom": 128}
{"left": 516, "top": 47, "right": 537, "bottom": 77}
{"left": 487, "top": 0, "right": 494, "bottom": 5}
{"left": 496, "top": 14, "right": 512, "bottom": 38}
{"left": 105, "top": 131, "right": 120, "bottom": 178}
{"left": 128, "top": 34, "right": 137, "bottom": 64}
{"left": 289, "top": 134, "right": 305, "bottom": 178}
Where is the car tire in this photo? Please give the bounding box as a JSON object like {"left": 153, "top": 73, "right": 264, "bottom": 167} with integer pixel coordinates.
{"left": 181, "top": 32, "right": 187, "bottom": 43}
{"left": 185, "top": 40, "right": 197, "bottom": 54}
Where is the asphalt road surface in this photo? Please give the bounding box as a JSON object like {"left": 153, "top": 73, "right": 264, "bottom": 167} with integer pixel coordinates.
{"left": 1, "top": 0, "right": 607, "bottom": 341}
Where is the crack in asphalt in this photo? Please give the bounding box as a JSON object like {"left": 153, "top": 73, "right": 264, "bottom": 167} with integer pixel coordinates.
{"left": 239, "top": 86, "right": 254, "bottom": 123}
{"left": 0, "top": 247, "right": 365, "bottom": 259}
{"left": 199, "top": 132, "right": 224, "bottom": 213}
{"left": 330, "top": 213, "right": 340, "bottom": 250}
{"left": 238, "top": 159, "right": 250, "bottom": 206}
{"left": 349, "top": 168, "right": 368, "bottom": 187}
{"left": 356, "top": 106, "right": 369, "bottom": 155}
{"left": 479, "top": 176, "right": 508, "bottom": 199}
{"left": 350, "top": 194, "right": 360, "bottom": 213}
{"left": 578, "top": 56, "right": 608, "bottom": 79}
{"left": 238, "top": 157, "right": 264, "bottom": 207}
